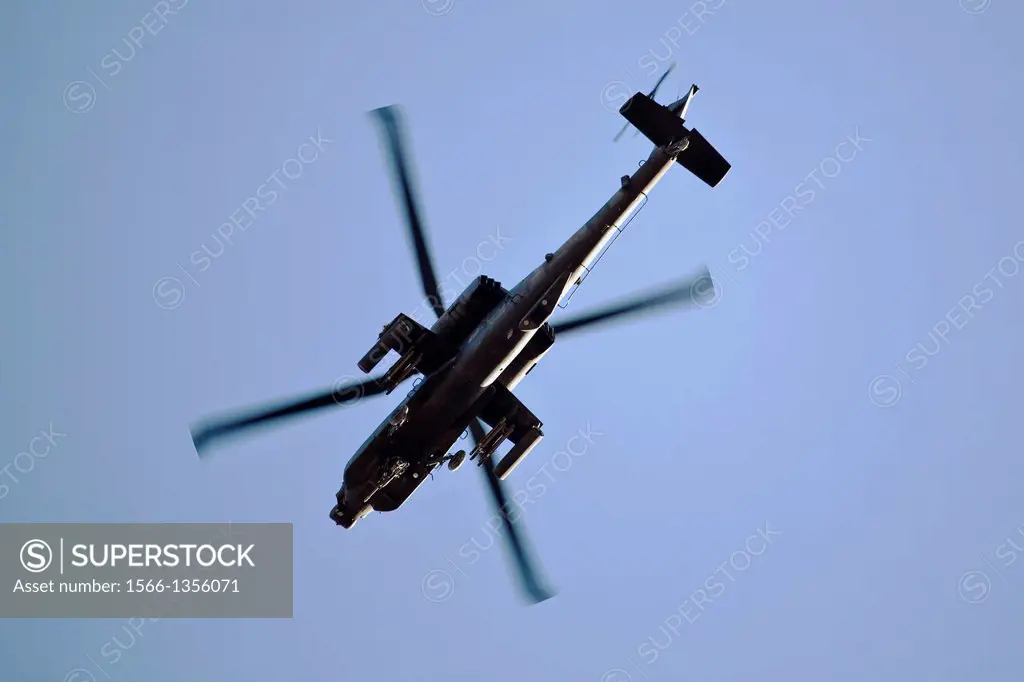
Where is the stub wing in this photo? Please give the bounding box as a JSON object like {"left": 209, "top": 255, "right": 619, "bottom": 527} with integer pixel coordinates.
{"left": 676, "top": 128, "right": 730, "bottom": 188}
{"left": 477, "top": 384, "right": 544, "bottom": 480}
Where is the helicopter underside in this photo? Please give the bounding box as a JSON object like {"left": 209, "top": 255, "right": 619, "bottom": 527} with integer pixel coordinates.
{"left": 328, "top": 428, "right": 463, "bottom": 528}
{"left": 329, "top": 382, "right": 544, "bottom": 528}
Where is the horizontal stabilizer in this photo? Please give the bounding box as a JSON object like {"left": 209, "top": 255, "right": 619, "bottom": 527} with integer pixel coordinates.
{"left": 677, "top": 128, "right": 731, "bottom": 188}
{"left": 619, "top": 92, "right": 730, "bottom": 188}
{"left": 619, "top": 92, "right": 683, "bottom": 148}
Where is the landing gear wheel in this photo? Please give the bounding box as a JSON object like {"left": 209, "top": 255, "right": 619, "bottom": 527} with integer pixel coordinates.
{"left": 447, "top": 450, "right": 466, "bottom": 472}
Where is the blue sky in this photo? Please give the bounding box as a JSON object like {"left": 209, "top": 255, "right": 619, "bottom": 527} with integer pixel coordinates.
{"left": 2, "top": 0, "right": 1023, "bottom": 680}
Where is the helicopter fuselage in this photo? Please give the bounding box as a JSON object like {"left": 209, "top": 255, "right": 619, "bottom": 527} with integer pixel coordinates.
{"left": 330, "top": 144, "right": 681, "bottom": 528}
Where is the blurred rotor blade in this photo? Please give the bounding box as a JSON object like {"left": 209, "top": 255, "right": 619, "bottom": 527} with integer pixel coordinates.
{"left": 469, "top": 418, "right": 555, "bottom": 604}
{"left": 613, "top": 121, "right": 631, "bottom": 142}
{"left": 469, "top": 417, "right": 487, "bottom": 445}
{"left": 614, "top": 61, "right": 676, "bottom": 142}
{"left": 549, "top": 266, "right": 715, "bottom": 337}
{"left": 371, "top": 105, "right": 446, "bottom": 318}
{"left": 647, "top": 61, "right": 676, "bottom": 101}
{"left": 191, "top": 376, "right": 390, "bottom": 457}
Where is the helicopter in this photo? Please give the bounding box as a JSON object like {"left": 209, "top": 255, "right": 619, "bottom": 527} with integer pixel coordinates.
{"left": 189, "top": 66, "right": 730, "bottom": 605}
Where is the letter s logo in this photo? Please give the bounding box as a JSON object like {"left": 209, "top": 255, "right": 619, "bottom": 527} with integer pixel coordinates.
{"left": 63, "top": 82, "right": 96, "bottom": 113}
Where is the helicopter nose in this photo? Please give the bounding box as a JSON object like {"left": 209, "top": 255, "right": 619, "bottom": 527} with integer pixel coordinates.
{"left": 329, "top": 504, "right": 354, "bottom": 528}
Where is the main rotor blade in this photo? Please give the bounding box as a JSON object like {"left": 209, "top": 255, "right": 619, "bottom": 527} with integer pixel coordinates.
{"left": 469, "top": 416, "right": 487, "bottom": 445}
{"left": 371, "top": 106, "right": 446, "bottom": 319}
{"left": 549, "top": 267, "right": 715, "bottom": 337}
{"left": 469, "top": 418, "right": 555, "bottom": 605}
{"left": 190, "top": 376, "right": 390, "bottom": 457}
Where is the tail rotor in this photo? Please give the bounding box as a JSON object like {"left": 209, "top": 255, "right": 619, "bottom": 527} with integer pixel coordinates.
{"left": 613, "top": 61, "right": 676, "bottom": 142}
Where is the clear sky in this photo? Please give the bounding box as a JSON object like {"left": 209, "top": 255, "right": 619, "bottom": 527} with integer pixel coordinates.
{"left": 3, "top": 0, "right": 1024, "bottom": 680}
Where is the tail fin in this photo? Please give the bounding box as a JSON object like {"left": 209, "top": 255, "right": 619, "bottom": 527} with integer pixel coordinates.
{"left": 668, "top": 84, "right": 699, "bottom": 122}
{"left": 619, "top": 91, "right": 730, "bottom": 188}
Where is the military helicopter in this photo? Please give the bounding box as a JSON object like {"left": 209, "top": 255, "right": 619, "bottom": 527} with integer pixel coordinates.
{"left": 189, "top": 67, "right": 730, "bottom": 605}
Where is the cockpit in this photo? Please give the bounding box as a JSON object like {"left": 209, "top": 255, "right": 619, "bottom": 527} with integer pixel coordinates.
{"left": 343, "top": 399, "right": 412, "bottom": 475}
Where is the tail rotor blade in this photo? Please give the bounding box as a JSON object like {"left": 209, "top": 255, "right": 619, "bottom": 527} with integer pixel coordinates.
{"left": 614, "top": 61, "right": 676, "bottom": 142}
{"left": 468, "top": 418, "right": 555, "bottom": 604}
{"left": 647, "top": 61, "right": 676, "bottom": 101}
{"left": 371, "top": 106, "right": 446, "bottom": 319}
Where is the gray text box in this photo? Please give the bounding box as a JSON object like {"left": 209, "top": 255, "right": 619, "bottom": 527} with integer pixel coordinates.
{"left": 1, "top": 523, "right": 292, "bottom": 618}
